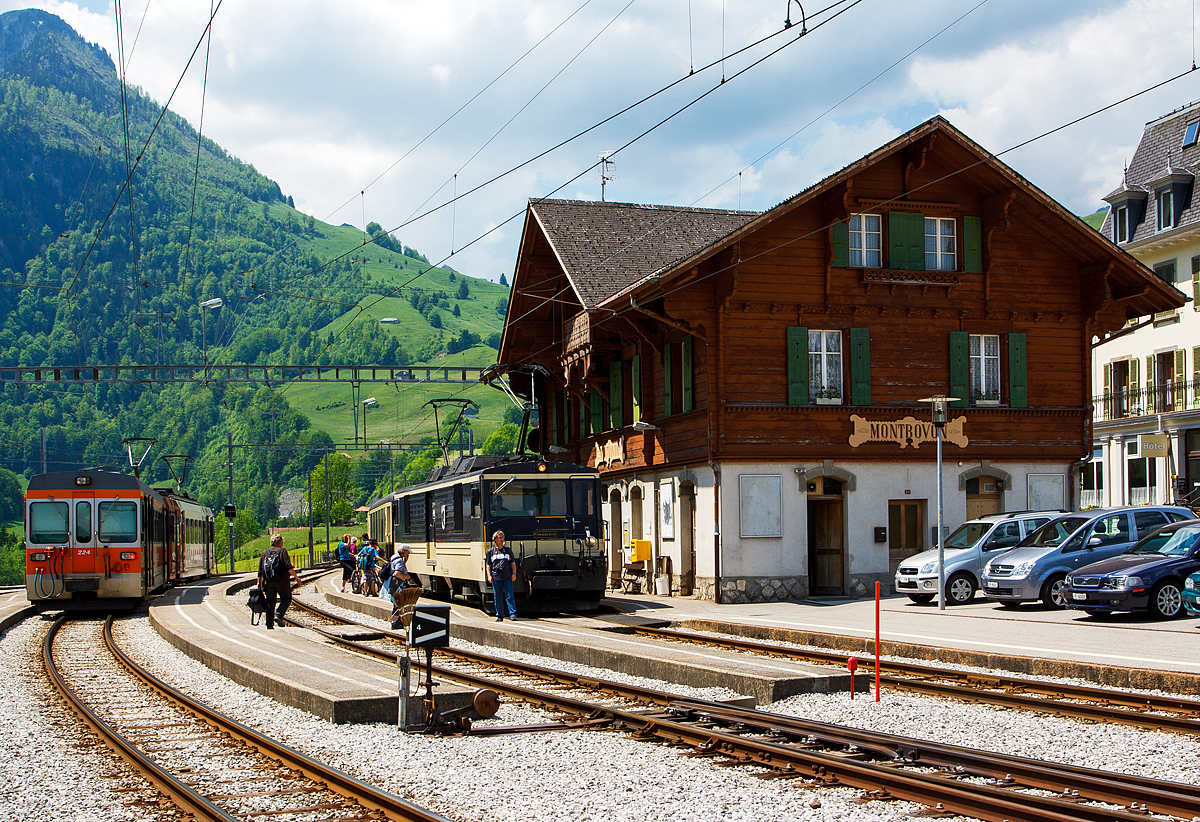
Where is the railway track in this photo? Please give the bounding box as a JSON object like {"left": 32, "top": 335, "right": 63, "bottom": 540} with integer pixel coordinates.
{"left": 622, "top": 624, "right": 1200, "bottom": 735}
{"left": 43, "top": 614, "right": 451, "bottom": 822}
{"left": 287, "top": 597, "right": 1200, "bottom": 822}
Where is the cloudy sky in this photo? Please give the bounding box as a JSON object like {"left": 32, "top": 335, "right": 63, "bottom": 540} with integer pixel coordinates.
{"left": 5, "top": 0, "right": 1200, "bottom": 282}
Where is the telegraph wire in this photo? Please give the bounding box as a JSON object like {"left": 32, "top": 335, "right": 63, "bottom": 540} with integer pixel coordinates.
{"left": 60, "top": 0, "right": 226, "bottom": 352}
{"left": 182, "top": 0, "right": 216, "bottom": 326}
{"left": 262, "top": 0, "right": 858, "bottom": 308}
{"left": 243, "top": 1, "right": 864, "bottom": 398}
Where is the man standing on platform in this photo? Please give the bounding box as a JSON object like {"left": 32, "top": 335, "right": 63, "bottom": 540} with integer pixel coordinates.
{"left": 486, "top": 530, "right": 518, "bottom": 622}
{"left": 258, "top": 533, "right": 300, "bottom": 629}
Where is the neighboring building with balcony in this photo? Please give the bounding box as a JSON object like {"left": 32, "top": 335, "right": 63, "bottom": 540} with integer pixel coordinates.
{"left": 1091, "top": 102, "right": 1200, "bottom": 509}
{"left": 500, "top": 117, "right": 1180, "bottom": 603}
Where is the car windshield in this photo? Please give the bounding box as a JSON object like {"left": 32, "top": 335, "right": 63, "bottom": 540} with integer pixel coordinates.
{"left": 944, "top": 522, "right": 989, "bottom": 549}
{"left": 1127, "top": 525, "right": 1200, "bottom": 556}
{"left": 1024, "top": 516, "right": 1088, "bottom": 548}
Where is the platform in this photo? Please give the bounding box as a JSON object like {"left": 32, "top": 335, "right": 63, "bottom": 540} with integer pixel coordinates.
{"left": 149, "top": 575, "right": 475, "bottom": 723}
{"left": 314, "top": 575, "right": 866, "bottom": 705}
{"left": 598, "top": 590, "right": 1200, "bottom": 693}
{"left": 0, "top": 586, "right": 36, "bottom": 635}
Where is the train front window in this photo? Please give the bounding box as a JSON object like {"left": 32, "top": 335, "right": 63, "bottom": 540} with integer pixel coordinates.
{"left": 489, "top": 480, "right": 569, "bottom": 517}
{"left": 572, "top": 480, "right": 598, "bottom": 517}
{"left": 98, "top": 501, "right": 138, "bottom": 543}
{"left": 29, "top": 502, "right": 69, "bottom": 543}
{"left": 75, "top": 501, "right": 92, "bottom": 542}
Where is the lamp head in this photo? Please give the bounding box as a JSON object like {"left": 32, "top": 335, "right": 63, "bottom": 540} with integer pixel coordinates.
{"left": 200, "top": 297, "right": 224, "bottom": 309}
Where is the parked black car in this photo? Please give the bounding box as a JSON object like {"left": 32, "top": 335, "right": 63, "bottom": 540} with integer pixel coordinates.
{"left": 1063, "top": 519, "right": 1200, "bottom": 619}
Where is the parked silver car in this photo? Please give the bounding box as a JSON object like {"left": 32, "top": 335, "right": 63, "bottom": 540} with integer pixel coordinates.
{"left": 894, "top": 511, "right": 1061, "bottom": 605}
{"left": 981, "top": 506, "right": 1195, "bottom": 608}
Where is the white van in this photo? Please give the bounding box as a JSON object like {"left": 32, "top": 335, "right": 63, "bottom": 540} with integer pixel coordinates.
{"left": 894, "top": 511, "right": 1062, "bottom": 605}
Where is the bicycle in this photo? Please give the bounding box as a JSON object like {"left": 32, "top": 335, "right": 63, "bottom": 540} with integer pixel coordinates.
{"left": 361, "top": 565, "right": 380, "bottom": 598}
{"left": 349, "top": 566, "right": 364, "bottom": 595}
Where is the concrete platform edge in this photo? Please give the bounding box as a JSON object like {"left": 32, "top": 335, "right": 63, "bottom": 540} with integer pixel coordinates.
{"left": 679, "top": 618, "right": 1200, "bottom": 693}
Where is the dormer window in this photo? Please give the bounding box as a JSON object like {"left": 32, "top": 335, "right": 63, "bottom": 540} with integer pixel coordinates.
{"left": 1114, "top": 204, "right": 1128, "bottom": 243}
{"left": 1157, "top": 189, "right": 1175, "bottom": 231}
{"left": 1185, "top": 121, "right": 1199, "bottom": 147}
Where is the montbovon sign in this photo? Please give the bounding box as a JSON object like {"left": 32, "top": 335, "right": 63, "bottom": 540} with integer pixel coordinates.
{"left": 849, "top": 414, "right": 969, "bottom": 449}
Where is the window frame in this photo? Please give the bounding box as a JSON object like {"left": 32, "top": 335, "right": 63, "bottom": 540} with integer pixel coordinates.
{"left": 1114, "top": 204, "right": 1128, "bottom": 243}
{"left": 968, "top": 333, "right": 1001, "bottom": 405}
{"left": 925, "top": 217, "right": 956, "bottom": 271}
{"left": 1157, "top": 188, "right": 1175, "bottom": 231}
{"left": 807, "top": 329, "right": 843, "bottom": 404}
{"left": 847, "top": 213, "right": 882, "bottom": 268}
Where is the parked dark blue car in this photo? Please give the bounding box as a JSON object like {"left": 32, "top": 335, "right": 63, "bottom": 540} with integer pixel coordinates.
{"left": 1064, "top": 519, "right": 1200, "bottom": 619}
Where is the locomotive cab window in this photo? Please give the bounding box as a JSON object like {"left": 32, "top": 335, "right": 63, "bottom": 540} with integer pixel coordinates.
{"left": 489, "top": 479, "right": 569, "bottom": 517}
{"left": 572, "top": 479, "right": 599, "bottom": 517}
{"left": 29, "top": 502, "right": 69, "bottom": 544}
{"left": 98, "top": 501, "right": 138, "bottom": 543}
{"left": 75, "top": 501, "right": 92, "bottom": 542}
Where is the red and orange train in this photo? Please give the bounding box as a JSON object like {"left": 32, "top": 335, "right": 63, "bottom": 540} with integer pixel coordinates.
{"left": 25, "top": 469, "right": 215, "bottom": 610}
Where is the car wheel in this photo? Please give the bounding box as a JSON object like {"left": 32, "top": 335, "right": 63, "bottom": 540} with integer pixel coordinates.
{"left": 947, "top": 573, "right": 976, "bottom": 605}
{"left": 908, "top": 594, "right": 934, "bottom": 604}
{"left": 1149, "top": 581, "right": 1184, "bottom": 619}
{"left": 1041, "top": 575, "right": 1068, "bottom": 609}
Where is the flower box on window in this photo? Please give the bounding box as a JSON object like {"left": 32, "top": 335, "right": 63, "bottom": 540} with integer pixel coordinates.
{"left": 973, "top": 390, "right": 1000, "bottom": 407}
{"left": 813, "top": 386, "right": 842, "bottom": 405}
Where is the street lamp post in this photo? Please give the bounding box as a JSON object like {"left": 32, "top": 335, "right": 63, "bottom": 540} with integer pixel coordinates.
{"left": 918, "top": 395, "right": 958, "bottom": 610}
{"left": 200, "top": 297, "right": 223, "bottom": 379}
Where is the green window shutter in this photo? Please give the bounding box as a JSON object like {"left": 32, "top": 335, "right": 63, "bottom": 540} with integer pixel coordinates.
{"left": 550, "top": 390, "right": 560, "bottom": 446}
{"left": 1007, "top": 332, "right": 1028, "bottom": 408}
{"left": 1176, "top": 349, "right": 1187, "bottom": 408}
{"left": 580, "top": 389, "right": 589, "bottom": 438}
{"left": 631, "top": 354, "right": 642, "bottom": 423}
{"left": 948, "top": 331, "right": 969, "bottom": 408}
{"left": 831, "top": 220, "right": 849, "bottom": 267}
{"left": 963, "top": 216, "right": 983, "bottom": 273}
{"left": 682, "top": 336, "right": 694, "bottom": 412}
{"left": 590, "top": 386, "right": 603, "bottom": 434}
{"left": 1194, "top": 348, "right": 1200, "bottom": 408}
{"left": 663, "top": 342, "right": 673, "bottom": 417}
{"left": 609, "top": 360, "right": 623, "bottom": 430}
{"left": 889, "top": 211, "right": 925, "bottom": 270}
{"left": 1103, "top": 363, "right": 1112, "bottom": 418}
{"left": 849, "top": 327, "right": 871, "bottom": 406}
{"left": 1192, "top": 256, "right": 1200, "bottom": 311}
{"left": 561, "top": 391, "right": 570, "bottom": 444}
{"left": 787, "top": 326, "right": 809, "bottom": 406}
{"left": 1129, "top": 356, "right": 1139, "bottom": 390}
{"left": 1145, "top": 356, "right": 1154, "bottom": 412}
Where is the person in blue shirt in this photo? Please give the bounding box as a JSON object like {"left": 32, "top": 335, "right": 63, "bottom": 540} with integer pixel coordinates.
{"left": 486, "top": 530, "right": 518, "bottom": 621}
{"left": 358, "top": 539, "right": 380, "bottom": 597}
{"left": 335, "top": 533, "right": 354, "bottom": 592}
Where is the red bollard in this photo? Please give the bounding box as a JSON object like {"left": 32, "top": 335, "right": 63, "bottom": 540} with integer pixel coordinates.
{"left": 847, "top": 655, "right": 858, "bottom": 699}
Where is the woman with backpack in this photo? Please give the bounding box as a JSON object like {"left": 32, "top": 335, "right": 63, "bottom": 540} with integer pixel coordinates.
{"left": 336, "top": 533, "right": 354, "bottom": 592}
{"left": 257, "top": 534, "right": 300, "bottom": 629}
{"left": 358, "top": 539, "right": 380, "bottom": 597}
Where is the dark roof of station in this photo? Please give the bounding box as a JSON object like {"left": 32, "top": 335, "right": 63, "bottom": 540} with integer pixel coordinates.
{"left": 528, "top": 199, "right": 758, "bottom": 309}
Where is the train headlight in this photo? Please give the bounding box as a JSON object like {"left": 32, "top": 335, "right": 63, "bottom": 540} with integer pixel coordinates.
{"left": 537, "top": 462, "right": 548, "bottom": 473}
{"left": 30, "top": 552, "right": 47, "bottom": 562}
{"left": 120, "top": 552, "right": 136, "bottom": 561}
{"left": 587, "top": 536, "right": 597, "bottom": 548}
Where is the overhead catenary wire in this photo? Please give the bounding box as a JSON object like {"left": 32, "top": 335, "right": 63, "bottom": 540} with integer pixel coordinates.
{"left": 252, "top": 1, "right": 862, "bottom": 395}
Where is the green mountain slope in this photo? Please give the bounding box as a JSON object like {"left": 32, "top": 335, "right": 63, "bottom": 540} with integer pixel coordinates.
{"left": 0, "top": 9, "right": 511, "bottom": 519}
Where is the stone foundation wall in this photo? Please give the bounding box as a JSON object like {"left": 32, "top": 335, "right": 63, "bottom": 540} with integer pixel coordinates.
{"left": 846, "top": 573, "right": 890, "bottom": 599}
{"left": 693, "top": 574, "right": 889, "bottom": 603}
{"left": 694, "top": 575, "right": 807, "bottom": 604}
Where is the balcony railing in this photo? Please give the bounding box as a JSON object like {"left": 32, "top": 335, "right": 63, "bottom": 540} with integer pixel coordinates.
{"left": 1092, "top": 381, "right": 1194, "bottom": 421}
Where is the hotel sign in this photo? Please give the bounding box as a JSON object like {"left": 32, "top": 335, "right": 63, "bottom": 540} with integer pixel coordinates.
{"left": 849, "top": 414, "right": 969, "bottom": 449}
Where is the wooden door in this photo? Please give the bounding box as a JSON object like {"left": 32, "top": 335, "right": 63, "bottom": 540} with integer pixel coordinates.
{"left": 965, "top": 476, "right": 1002, "bottom": 520}
{"left": 888, "top": 500, "right": 923, "bottom": 579}
{"left": 808, "top": 499, "right": 844, "bottom": 596}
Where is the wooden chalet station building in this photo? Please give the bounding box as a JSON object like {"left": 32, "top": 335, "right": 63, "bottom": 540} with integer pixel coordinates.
{"left": 498, "top": 118, "right": 1184, "bottom": 604}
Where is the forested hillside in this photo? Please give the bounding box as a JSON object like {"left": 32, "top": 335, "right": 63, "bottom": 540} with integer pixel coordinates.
{"left": 0, "top": 9, "right": 513, "bottom": 529}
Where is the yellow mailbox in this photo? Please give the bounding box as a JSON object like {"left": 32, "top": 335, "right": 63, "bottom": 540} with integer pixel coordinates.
{"left": 630, "top": 539, "right": 652, "bottom": 563}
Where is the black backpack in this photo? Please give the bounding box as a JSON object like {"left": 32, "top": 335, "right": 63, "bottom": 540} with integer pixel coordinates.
{"left": 262, "top": 548, "right": 287, "bottom": 584}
